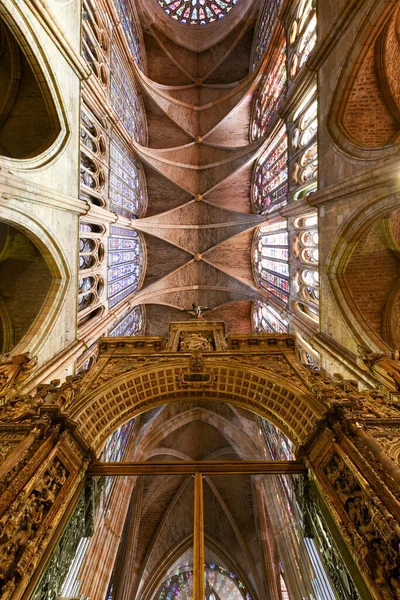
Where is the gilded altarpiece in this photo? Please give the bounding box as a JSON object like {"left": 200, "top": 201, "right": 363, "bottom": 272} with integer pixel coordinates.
{"left": 0, "top": 325, "right": 398, "bottom": 599}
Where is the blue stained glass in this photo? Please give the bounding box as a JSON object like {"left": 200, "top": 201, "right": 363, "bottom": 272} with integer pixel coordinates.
{"left": 110, "top": 47, "right": 145, "bottom": 144}
{"left": 252, "top": 0, "right": 284, "bottom": 70}
{"left": 109, "top": 138, "right": 146, "bottom": 219}
{"left": 112, "top": 0, "right": 144, "bottom": 70}
{"left": 109, "top": 305, "right": 144, "bottom": 337}
{"left": 108, "top": 231, "right": 144, "bottom": 307}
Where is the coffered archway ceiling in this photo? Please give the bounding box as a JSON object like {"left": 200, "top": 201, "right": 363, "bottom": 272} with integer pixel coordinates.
{"left": 131, "top": 0, "right": 269, "bottom": 335}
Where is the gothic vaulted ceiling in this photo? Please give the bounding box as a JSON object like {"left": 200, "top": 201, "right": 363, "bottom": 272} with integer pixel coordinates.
{"left": 128, "top": 0, "right": 269, "bottom": 336}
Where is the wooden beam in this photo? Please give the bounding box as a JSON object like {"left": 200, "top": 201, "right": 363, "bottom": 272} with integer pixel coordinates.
{"left": 193, "top": 472, "right": 204, "bottom": 600}
{"left": 87, "top": 460, "right": 307, "bottom": 476}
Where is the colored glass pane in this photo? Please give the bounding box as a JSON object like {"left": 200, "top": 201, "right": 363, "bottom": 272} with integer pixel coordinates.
{"left": 110, "top": 46, "right": 145, "bottom": 143}
{"left": 252, "top": 0, "right": 284, "bottom": 69}
{"left": 109, "top": 137, "right": 146, "bottom": 219}
{"left": 157, "top": 0, "right": 239, "bottom": 25}
{"left": 252, "top": 37, "right": 287, "bottom": 140}
{"left": 252, "top": 127, "right": 288, "bottom": 214}
{"left": 113, "top": 0, "right": 144, "bottom": 69}
{"left": 253, "top": 301, "right": 288, "bottom": 334}
{"left": 253, "top": 221, "right": 289, "bottom": 302}
{"left": 108, "top": 229, "right": 144, "bottom": 307}
{"left": 155, "top": 564, "right": 252, "bottom": 600}
{"left": 109, "top": 305, "right": 144, "bottom": 337}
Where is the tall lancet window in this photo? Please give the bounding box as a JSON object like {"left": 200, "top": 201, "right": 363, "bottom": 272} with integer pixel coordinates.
{"left": 108, "top": 227, "right": 145, "bottom": 308}
{"left": 112, "top": 0, "right": 144, "bottom": 70}
{"left": 109, "top": 136, "right": 147, "bottom": 219}
{"left": 253, "top": 221, "right": 289, "bottom": 304}
{"left": 110, "top": 44, "right": 146, "bottom": 144}
{"left": 291, "top": 213, "right": 319, "bottom": 323}
{"left": 252, "top": 125, "right": 288, "bottom": 215}
{"left": 252, "top": 34, "right": 287, "bottom": 141}
{"left": 252, "top": 0, "right": 285, "bottom": 70}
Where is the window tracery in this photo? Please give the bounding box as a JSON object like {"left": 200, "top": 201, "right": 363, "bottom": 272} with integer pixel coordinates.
{"left": 78, "top": 223, "right": 106, "bottom": 324}
{"left": 108, "top": 305, "right": 144, "bottom": 337}
{"left": 157, "top": 0, "right": 239, "bottom": 25}
{"left": 291, "top": 213, "right": 319, "bottom": 316}
{"left": 252, "top": 301, "right": 288, "bottom": 334}
{"left": 109, "top": 136, "right": 147, "bottom": 218}
{"left": 110, "top": 45, "right": 146, "bottom": 144}
{"left": 287, "top": 0, "right": 316, "bottom": 81}
{"left": 252, "top": 36, "right": 287, "bottom": 140}
{"left": 252, "top": 0, "right": 285, "bottom": 70}
{"left": 155, "top": 563, "right": 253, "bottom": 600}
{"left": 108, "top": 227, "right": 145, "bottom": 308}
{"left": 290, "top": 83, "right": 318, "bottom": 201}
{"left": 82, "top": 0, "right": 110, "bottom": 88}
{"left": 252, "top": 125, "right": 288, "bottom": 214}
{"left": 80, "top": 106, "right": 108, "bottom": 208}
{"left": 112, "top": 0, "right": 144, "bottom": 70}
{"left": 253, "top": 221, "right": 289, "bottom": 303}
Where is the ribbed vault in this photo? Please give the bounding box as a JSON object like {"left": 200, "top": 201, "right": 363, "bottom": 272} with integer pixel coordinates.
{"left": 126, "top": 5, "right": 269, "bottom": 334}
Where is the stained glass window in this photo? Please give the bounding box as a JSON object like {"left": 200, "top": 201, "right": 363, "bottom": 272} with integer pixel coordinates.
{"left": 253, "top": 301, "right": 288, "bottom": 334}
{"left": 109, "top": 137, "right": 146, "bottom": 219}
{"left": 113, "top": 0, "right": 144, "bottom": 70}
{"left": 155, "top": 564, "right": 252, "bottom": 600}
{"left": 108, "top": 227, "right": 144, "bottom": 308}
{"left": 102, "top": 419, "right": 134, "bottom": 509}
{"left": 254, "top": 221, "right": 289, "bottom": 303}
{"left": 108, "top": 305, "right": 144, "bottom": 336}
{"left": 260, "top": 420, "right": 294, "bottom": 460}
{"left": 157, "top": 0, "right": 239, "bottom": 25}
{"left": 252, "top": 36, "right": 287, "bottom": 140}
{"left": 252, "top": 125, "right": 288, "bottom": 214}
{"left": 111, "top": 45, "right": 145, "bottom": 143}
{"left": 252, "top": 0, "right": 284, "bottom": 70}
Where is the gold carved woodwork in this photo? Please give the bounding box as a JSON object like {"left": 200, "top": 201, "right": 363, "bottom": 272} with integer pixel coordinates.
{"left": 0, "top": 354, "right": 38, "bottom": 404}
{"left": 0, "top": 326, "right": 399, "bottom": 599}
{"left": 323, "top": 454, "right": 399, "bottom": 600}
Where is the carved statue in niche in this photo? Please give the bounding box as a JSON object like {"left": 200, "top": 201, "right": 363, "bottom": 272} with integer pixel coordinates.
{"left": 357, "top": 345, "right": 400, "bottom": 392}
{"left": 0, "top": 354, "right": 38, "bottom": 401}
{"left": 179, "top": 333, "right": 213, "bottom": 352}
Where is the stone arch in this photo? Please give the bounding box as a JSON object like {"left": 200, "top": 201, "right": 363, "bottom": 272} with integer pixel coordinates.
{"left": 328, "top": 0, "right": 400, "bottom": 160}
{"left": 327, "top": 193, "right": 400, "bottom": 353}
{"left": 0, "top": 0, "right": 69, "bottom": 167}
{"left": 0, "top": 204, "right": 70, "bottom": 355}
{"left": 132, "top": 405, "right": 261, "bottom": 460}
{"left": 69, "top": 359, "right": 326, "bottom": 452}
